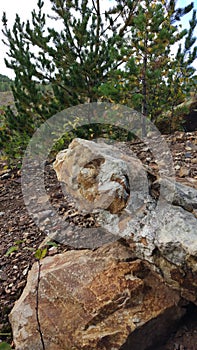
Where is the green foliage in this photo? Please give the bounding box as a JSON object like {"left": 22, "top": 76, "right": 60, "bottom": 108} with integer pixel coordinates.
{"left": 34, "top": 248, "right": 48, "bottom": 260}
{"left": 1, "top": 0, "right": 196, "bottom": 162}
{"left": 46, "top": 241, "right": 58, "bottom": 248}
{"left": 2, "top": 1, "right": 132, "bottom": 118}
{"left": 35, "top": 241, "right": 60, "bottom": 260}
{"left": 101, "top": 1, "right": 196, "bottom": 132}
{"left": 1, "top": 0, "right": 137, "bottom": 161}
{"left": 4, "top": 239, "right": 57, "bottom": 260}
{"left": 50, "top": 122, "right": 136, "bottom": 157}
{"left": 0, "top": 74, "right": 12, "bottom": 92}
{"left": 5, "top": 239, "right": 26, "bottom": 256}
{"left": 0, "top": 342, "right": 11, "bottom": 350}
{"left": 5, "top": 246, "right": 19, "bottom": 256}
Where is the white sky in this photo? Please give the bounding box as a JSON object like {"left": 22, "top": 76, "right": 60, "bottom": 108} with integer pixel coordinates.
{"left": 0, "top": 0, "right": 196, "bottom": 79}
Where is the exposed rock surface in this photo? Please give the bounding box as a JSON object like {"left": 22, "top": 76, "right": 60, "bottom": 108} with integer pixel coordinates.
{"left": 1, "top": 131, "right": 196, "bottom": 349}
{"left": 10, "top": 242, "right": 186, "bottom": 350}
{"left": 152, "top": 178, "right": 197, "bottom": 212}
{"left": 153, "top": 205, "right": 197, "bottom": 303}
{"left": 53, "top": 138, "right": 148, "bottom": 215}
{"left": 52, "top": 138, "right": 197, "bottom": 304}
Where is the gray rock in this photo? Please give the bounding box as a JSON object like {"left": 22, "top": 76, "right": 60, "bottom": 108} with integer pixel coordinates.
{"left": 153, "top": 178, "right": 197, "bottom": 211}
{"left": 174, "top": 181, "right": 197, "bottom": 209}
{"left": 155, "top": 205, "right": 197, "bottom": 264}
{"left": 150, "top": 204, "right": 197, "bottom": 303}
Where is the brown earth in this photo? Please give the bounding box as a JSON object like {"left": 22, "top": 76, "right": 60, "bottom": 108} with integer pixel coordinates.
{"left": 0, "top": 91, "right": 14, "bottom": 107}
{"left": 0, "top": 131, "right": 197, "bottom": 349}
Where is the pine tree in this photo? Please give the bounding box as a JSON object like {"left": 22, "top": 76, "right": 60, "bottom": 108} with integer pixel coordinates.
{"left": 166, "top": 5, "right": 197, "bottom": 131}
{"left": 1, "top": 0, "right": 140, "bottom": 159}
{"left": 99, "top": 0, "right": 196, "bottom": 134}
{"left": 2, "top": 0, "right": 138, "bottom": 123}
{"left": 124, "top": 0, "right": 196, "bottom": 122}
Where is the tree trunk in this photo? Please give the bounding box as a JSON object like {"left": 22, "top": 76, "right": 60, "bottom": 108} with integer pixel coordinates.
{"left": 141, "top": 33, "right": 148, "bottom": 138}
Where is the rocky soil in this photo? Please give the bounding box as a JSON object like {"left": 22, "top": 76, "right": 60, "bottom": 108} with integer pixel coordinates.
{"left": 0, "top": 131, "right": 197, "bottom": 349}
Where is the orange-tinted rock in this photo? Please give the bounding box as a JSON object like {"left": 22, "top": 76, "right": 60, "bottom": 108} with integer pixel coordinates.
{"left": 10, "top": 242, "right": 185, "bottom": 350}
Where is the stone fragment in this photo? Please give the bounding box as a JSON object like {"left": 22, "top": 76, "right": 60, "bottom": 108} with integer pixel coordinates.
{"left": 0, "top": 270, "right": 7, "bottom": 281}
{"left": 1, "top": 172, "right": 11, "bottom": 180}
{"left": 179, "top": 166, "right": 190, "bottom": 177}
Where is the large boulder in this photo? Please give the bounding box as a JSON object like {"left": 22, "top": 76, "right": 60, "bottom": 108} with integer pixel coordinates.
{"left": 53, "top": 138, "right": 149, "bottom": 215}
{"left": 52, "top": 138, "right": 152, "bottom": 246}
{"left": 9, "top": 242, "right": 185, "bottom": 350}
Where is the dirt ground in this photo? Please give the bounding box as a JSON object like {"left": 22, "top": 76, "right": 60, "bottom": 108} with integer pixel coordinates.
{"left": 0, "top": 131, "right": 197, "bottom": 349}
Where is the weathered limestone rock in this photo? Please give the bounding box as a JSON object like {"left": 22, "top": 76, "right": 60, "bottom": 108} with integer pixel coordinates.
{"left": 53, "top": 138, "right": 149, "bottom": 215}
{"left": 118, "top": 203, "right": 197, "bottom": 304}
{"left": 52, "top": 138, "right": 197, "bottom": 303}
{"left": 153, "top": 204, "right": 197, "bottom": 303}
{"left": 10, "top": 242, "right": 186, "bottom": 350}
{"left": 152, "top": 177, "right": 197, "bottom": 212}
{"left": 52, "top": 138, "right": 152, "bottom": 247}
